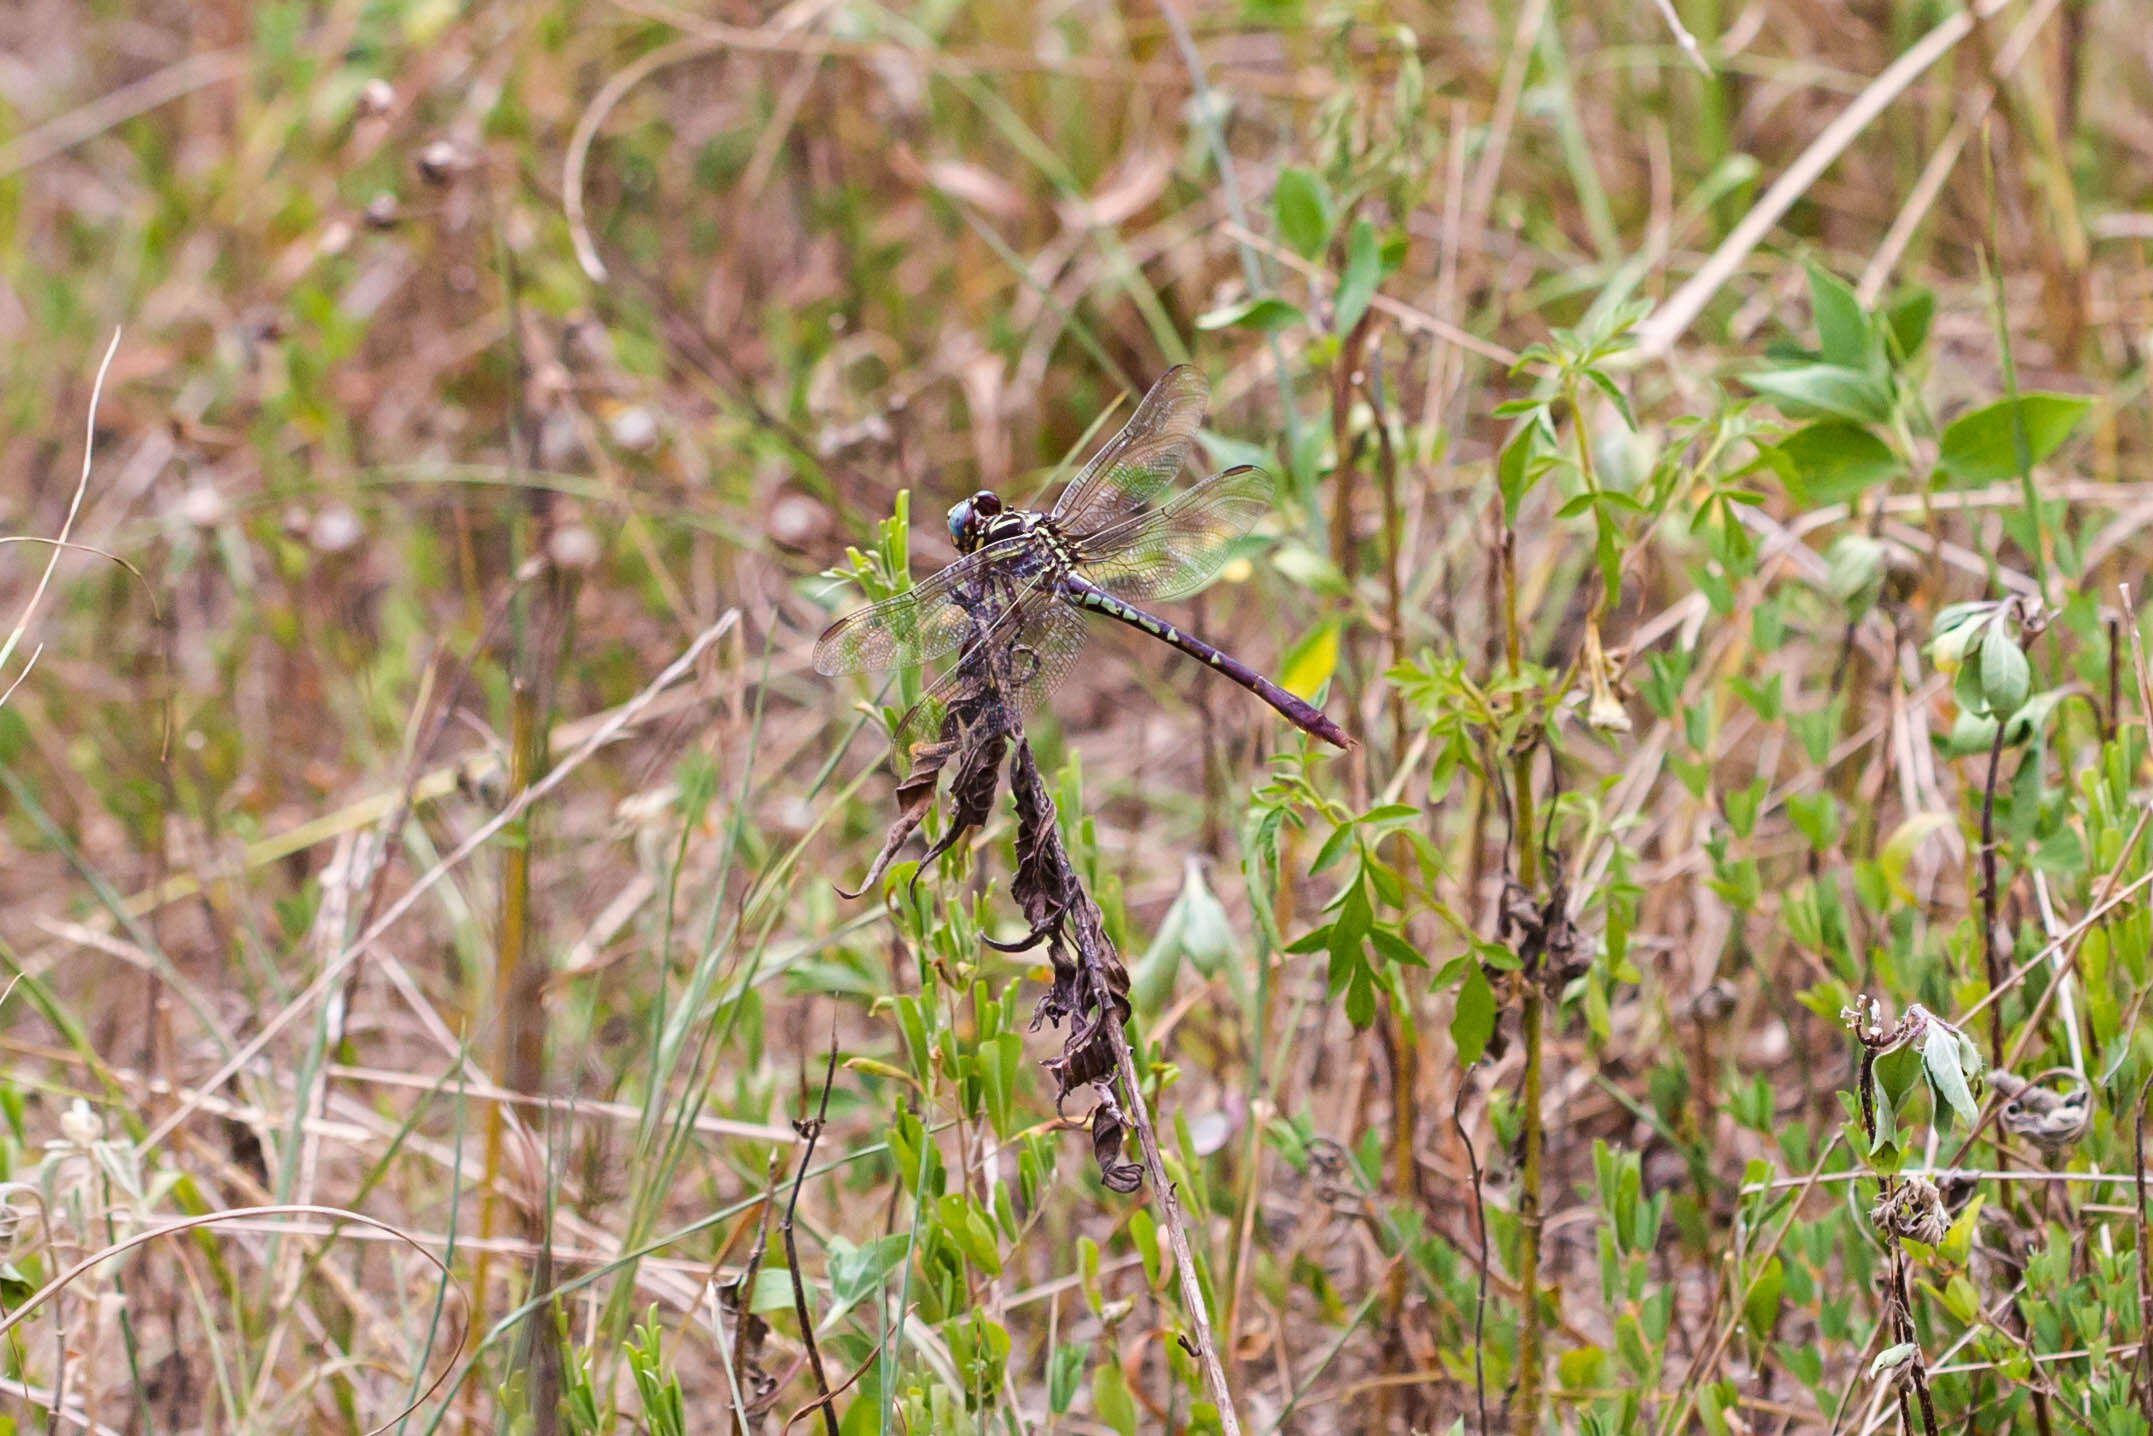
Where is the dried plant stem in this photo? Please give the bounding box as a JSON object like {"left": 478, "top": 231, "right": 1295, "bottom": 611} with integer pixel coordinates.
{"left": 1647, "top": 0, "right": 1712, "bottom": 74}
{"left": 1368, "top": 363, "right": 1409, "bottom": 751}
{"left": 1636, "top": 0, "right": 2014, "bottom": 358}
{"left": 784, "top": 1035, "right": 842, "bottom": 1436}
{"left": 0, "top": 329, "right": 119, "bottom": 686}
{"left": 1330, "top": 312, "right": 1369, "bottom": 581}
{"left": 1978, "top": 716, "right": 2009, "bottom": 1068}
{"left": 1502, "top": 504, "right": 1547, "bottom": 1436}
{"left": 1106, "top": 1022, "right": 1243, "bottom": 1436}
{"left": 134, "top": 611, "right": 738, "bottom": 1155}
{"left": 1510, "top": 830, "right": 1547, "bottom": 1436}
{"left": 2133, "top": 1072, "right": 2153, "bottom": 1412}
{"left": 1453, "top": 1080, "right": 1491, "bottom": 1436}
{"left": 474, "top": 677, "right": 551, "bottom": 1417}
{"left": 1376, "top": 1008, "right": 1420, "bottom": 1429}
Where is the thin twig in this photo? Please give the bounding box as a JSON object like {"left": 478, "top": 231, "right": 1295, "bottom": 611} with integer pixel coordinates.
{"left": 1978, "top": 713, "right": 2010, "bottom": 1067}
{"left": 1108, "top": 1025, "right": 1244, "bottom": 1436}
{"left": 135, "top": 610, "right": 739, "bottom": 1154}
{"left": 0, "top": 330, "right": 120, "bottom": 684}
{"left": 1219, "top": 222, "right": 1518, "bottom": 364}
{"left": 1855, "top": 0, "right": 2065, "bottom": 304}
{"left": 1452, "top": 1077, "right": 1490, "bottom": 1436}
{"left": 1656, "top": 1131, "right": 1846, "bottom": 1436}
{"left": 0, "top": 1204, "right": 466, "bottom": 1435}
{"left": 0, "top": 53, "right": 247, "bottom": 179}
{"left": 732, "top": 1164, "right": 781, "bottom": 1428}
{"left": 1647, "top": 0, "right": 1713, "bottom": 74}
{"left": 1635, "top": 0, "right": 2014, "bottom": 358}
{"left": 783, "top": 1030, "right": 842, "bottom": 1436}
{"left": 2135, "top": 1072, "right": 2153, "bottom": 1418}
{"left": 564, "top": 0, "right": 840, "bottom": 281}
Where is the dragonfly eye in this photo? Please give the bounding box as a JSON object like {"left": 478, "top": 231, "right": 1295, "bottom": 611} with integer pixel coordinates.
{"left": 946, "top": 491, "right": 1004, "bottom": 553}
{"left": 945, "top": 499, "right": 976, "bottom": 551}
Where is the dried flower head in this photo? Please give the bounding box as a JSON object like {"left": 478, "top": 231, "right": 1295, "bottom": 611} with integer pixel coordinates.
{"left": 1871, "top": 1174, "right": 1949, "bottom": 1246}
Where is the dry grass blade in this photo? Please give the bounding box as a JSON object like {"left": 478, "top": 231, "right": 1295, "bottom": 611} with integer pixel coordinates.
{"left": 1635, "top": 0, "right": 2013, "bottom": 357}
{"left": 0, "top": 1202, "right": 468, "bottom": 1434}
{"left": 13, "top": 2, "right": 2153, "bottom": 1429}
{"left": 135, "top": 609, "right": 738, "bottom": 1155}
{"left": 0, "top": 330, "right": 119, "bottom": 696}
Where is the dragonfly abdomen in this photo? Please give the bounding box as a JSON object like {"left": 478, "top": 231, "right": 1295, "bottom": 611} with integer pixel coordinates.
{"left": 1062, "top": 579, "right": 1351, "bottom": 749}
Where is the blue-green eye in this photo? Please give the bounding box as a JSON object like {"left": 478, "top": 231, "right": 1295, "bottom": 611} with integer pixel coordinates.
{"left": 947, "top": 491, "right": 1004, "bottom": 553}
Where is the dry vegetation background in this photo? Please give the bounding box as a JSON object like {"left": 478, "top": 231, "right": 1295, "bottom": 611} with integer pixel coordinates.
{"left": 1, "top": 0, "right": 2152, "bottom": 1433}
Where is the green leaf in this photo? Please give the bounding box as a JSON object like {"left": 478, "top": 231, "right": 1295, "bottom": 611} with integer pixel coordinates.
{"left": 1882, "top": 287, "right": 1934, "bottom": 360}
{"left": 1774, "top": 422, "right": 1902, "bottom": 507}
{"left": 1368, "top": 925, "right": 1427, "bottom": 968}
{"left": 1558, "top": 1345, "right": 1609, "bottom": 1391}
{"left": 821, "top": 1234, "right": 910, "bottom": 1332}
{"left": 1979, "top": 620, "right": 2031, "bottom": 719}
{"left": 1742, "top": 1257, "right": 1784, "bottom": 1345}
{"left": 1928, "top": 603, "right": 1990, "bottom": 673}
{"left": 935, "top": 1196, "right": 987, "bottom": 1272}
{"left": 1451, "top": 963, "right": 1496, "bottom": 1066}
{"left": 1954, "top": 649, "right": 1991, "bottom": 717}
{"left": 1048, "top": 1342, "right": 1088, "bottom": 1414}
{"left": 1093, "top": 1362, "right": 1138, "bottom": 1436}
{"left": 2003, "top": 687, "right": 2067, "bottom": 744}
{"left": 1175, "top": 860, "right": 1234, "bottom": 976}
{"left": 1824, "top": 535, "right": 1885, "bottom": 614}
{"left": 1940, "top": 1197, "right": 1983, "bottom": 1268}
{"left": 1195, "top": 296, "right": 1304, "bottom": 334}
{"left": 1334, "top": 218, "right": 1381, "bottom": 337}
{"left": 1878, "top": 813, "right": 1951, "bottom": 903}
{"left": 1279, "top": 620, "right": 1341, "bottom": 700}
{"left": 749, "top": 1265, "right": 801, "bottom": 1315}
{"left": 1498, "top": 417, "right": 1548, "bottom": 524}
{"left": 1739, "top": 364, "right": 1893, "bottom": 426}
{"left": 1936, "top": 393, "right": 2091, "bottom": 484}
{"left": 1310, "top": 821, "right": 1356, "bottom": 873}
{"left": 1344, "top": 962, "right": 1376, "bottom": 1027}
{"left": 1585, "top": 367, "right": 1636, "bottom": 431}
{"left": 1334, "top": 878, "right": 1373, "bottom": 950}
{"left": 1272, "top": 167, "right": 1331, "bottom": 260}
{"left": 1615, "top": 1310, "right": 1654, "bottom": 1378}
{"left": 1875, "top": 1042, "right": 1923, "bottom": 1111}
{"left": 1921, "top": 1020, "right": 1980, "bottom": 1127}
{"left": 1805, "top": 260, "right": 1872, "bottom": 369}
{"left": 1284, "top": 923, "right": 1332, "bottom": 955}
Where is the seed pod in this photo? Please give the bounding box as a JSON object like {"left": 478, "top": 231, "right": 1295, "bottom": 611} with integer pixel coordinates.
{"left": 1871, "top": 1174, "right": 1949, "bottom": 1246}
{"left": 1992, "top": 1070, "right": 2093, "bottom": 1156}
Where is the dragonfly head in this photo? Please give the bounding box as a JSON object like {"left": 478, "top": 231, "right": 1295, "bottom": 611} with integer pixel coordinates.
{"left": 946, "top": 490, "right": 1004, "bottom": 554}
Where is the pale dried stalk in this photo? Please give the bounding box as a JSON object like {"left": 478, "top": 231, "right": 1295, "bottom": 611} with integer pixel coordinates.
{"left": 1636, "top": 0, "right": 2015, "bottom": 357}
{"left": 136, "top": 609, "right": 739, "bottom": 1154}
{"left": 1108, "top": 1023, "right": 1243, "bottom": 1436}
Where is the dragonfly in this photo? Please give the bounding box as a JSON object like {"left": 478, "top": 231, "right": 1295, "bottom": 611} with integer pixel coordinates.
{"left": 813, "top": 365, "right": 1352, "bottom": 765}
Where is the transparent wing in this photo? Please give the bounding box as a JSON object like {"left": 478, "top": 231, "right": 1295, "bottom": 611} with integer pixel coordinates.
{"left": 1072, "top": 465, "right": 1272, "bottom": 602}
{"left": 812, "top": 533, "right": 1036, "bottom": 675}
{"left": 1049, "top": 366, "right": 1209, "bottom": 535}
{"left": 892, "top": 588, "right": 1090, "bottom": 766}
